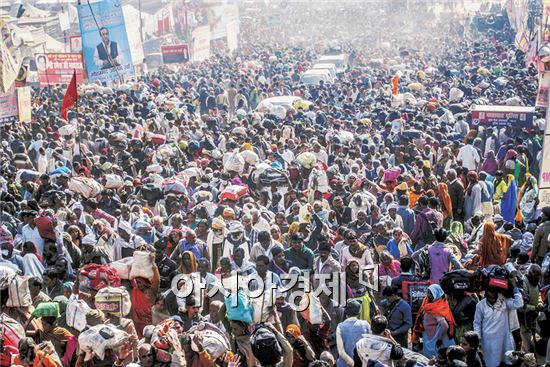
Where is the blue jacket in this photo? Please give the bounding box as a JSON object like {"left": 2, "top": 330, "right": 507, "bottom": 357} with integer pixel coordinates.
{"left": 383, "top": 298, "right": 413, "bottom": 336}
{"left": 396, "top": 205, "right": 415, "bottom": 235}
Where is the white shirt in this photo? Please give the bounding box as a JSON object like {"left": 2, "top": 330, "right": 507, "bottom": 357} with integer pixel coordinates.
{"left": 281, "top": 150, "right": 295, "bottom": 165}
{"left": 457, "top": 144, "right": 480, "bottom": 171}
{"left": 340, "top": 245, "right": 374, "bottom": 268}
{"left": 22, "top": 224, "right": 45, "bottom": 257}
{"left": 313, "top": 149, "right": 328, "bottom": 164}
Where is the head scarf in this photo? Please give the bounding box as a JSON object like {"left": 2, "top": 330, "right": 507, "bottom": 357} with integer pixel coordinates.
{"left": 285, "top": 324, "right": 301, "bottom": 337}
{"left": 180, "top": 250, "right": 198, "bottom": 274}
{"left": 438, "top": 182, "right": 452, "bottom": 218}
{"left": 500, "top": 174, "right": 518, "bottom": 223}
{"left": 287, "top": 222, "right": 300, "bottom": 236}
{"left": 0, "top": 225, "right": 14, "bottom": 247}
{"left": 505, "top": 149, "right": 518, "bottom": 160}
{"left": 428, "top": 284, "right": 445, "bottom": 301}
{"left": 466, "top": 171, "right": 478, "bottom": 195}
{"left": 478, "top": 222, "right": 511, "bottom": 267}
{"left": 412, "top": 284, "right": 456, "bottom": 343}
{"left": 211, "top": 217, "right": 226, "bottom": 230}
{"left": 481, "top": 150, "right": 498, "bottom": 174}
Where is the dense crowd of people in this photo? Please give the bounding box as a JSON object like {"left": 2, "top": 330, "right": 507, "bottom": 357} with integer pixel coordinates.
{"left": 0, "top": 1, "right": 548, "bottom": 367}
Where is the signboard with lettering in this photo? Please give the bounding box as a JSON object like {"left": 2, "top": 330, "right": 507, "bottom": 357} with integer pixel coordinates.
{"left": 539, "top": 106, "right": 550, "bottom": 208}
{"left": 402, "top": 281, "right": 430, "bottom": 312}
{"left": 470, "top": 105, "right": 535, "bottom": 128}
{"left": 537, "top": 72, "right": 550, "bottom": 108}
{"left": 35, "top": 53, "right": 85, "bottom": 86}
{"left": 0, "top": 86, "right": 17, "bottom": 125}
{"left": 161, "top": 44, "right": 189, "bottom": 64}
{"left": 16, "top": 86, "right": 31, "bottom": 122}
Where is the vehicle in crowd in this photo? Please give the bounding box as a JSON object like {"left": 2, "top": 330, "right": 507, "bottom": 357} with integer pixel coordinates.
{"left": 311, "top": 63, "right": 337, "bottom": 80}
{"left": 318, "top": 53, "right": 348, "bottom": 74}
{"left": 145, "top": 53, "right": 163, "bottom": 71}
{"left": 299, "top": 69, "right": 333, "bottom": 85}
{"left": 256, "top": 96, "right": 313, "bottom": 112}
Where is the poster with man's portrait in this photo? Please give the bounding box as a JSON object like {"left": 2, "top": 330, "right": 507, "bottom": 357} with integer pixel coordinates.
{"left": 77, "top": 0, "right": 134, "bottom": 82}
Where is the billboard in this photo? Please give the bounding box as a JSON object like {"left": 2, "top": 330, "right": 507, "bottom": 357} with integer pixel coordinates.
{"left": 207, "top": 4, "right": 238, "bottom": 40}
{"left": 0, "top": 21, "right": 22, "bottom": 92}
{"left": 69, "top": 35, "right": 82, "bottom": 53}
{"left": 226, "top": 20, "right": 239, "bottom": 51}
{"left": 17, "top": 86, "right": 31, "bottom": 123}
{"left": 537, "top": 72, "right": 550, "bottom": 108}
{"left": 470, "top": 105, "right": 534, "bottom": 129}
{"left": 0, "top": 86, "right": 17, "bottom": 125}
{"left": 539, "top": 101, "right": 550, "bottom": 208}
{"left": 77, "top": 0, "right": 134, "bottom": 82}
{"left": 192, "top": 26, "right": 211, "bottom": 62}
{"left": 161, "top": 44, "right": 189, "bottom": 64}
{"left": 35, "top": 53, "right": 85, "bottom": 86}
{"left": 122, "top": 5, "right": 145, "bottom": 67}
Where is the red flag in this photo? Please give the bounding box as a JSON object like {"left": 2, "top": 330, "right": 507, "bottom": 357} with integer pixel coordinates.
{"left": 61, "top": 70, "right": 77, "bottom": 120}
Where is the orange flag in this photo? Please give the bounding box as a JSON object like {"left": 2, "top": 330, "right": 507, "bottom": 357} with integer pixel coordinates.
{"left": 391, "top": 74, "right": 399, "bottom": 95}
{"left": 61, "top": 70, "right": 77, "bottom": 120}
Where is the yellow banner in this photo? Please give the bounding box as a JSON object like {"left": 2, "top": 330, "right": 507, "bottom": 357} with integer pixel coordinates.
{"left": 16, "top": 86, "right": 31, "bottom": 123}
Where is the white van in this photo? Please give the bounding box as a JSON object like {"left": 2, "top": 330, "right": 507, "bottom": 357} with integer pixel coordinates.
{"left": 299, "top": 69, "right": 332, "bottom": 85}
{"left": 311, "top": 63, "right": 337, "bottom": 80}
{"left": 318, "top": 54, "right": 348, "bottom": 74}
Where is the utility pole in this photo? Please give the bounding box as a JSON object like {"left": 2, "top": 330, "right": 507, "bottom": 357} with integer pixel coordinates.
{"left": 138, "top": 0, "right": 144, "bottom": 46}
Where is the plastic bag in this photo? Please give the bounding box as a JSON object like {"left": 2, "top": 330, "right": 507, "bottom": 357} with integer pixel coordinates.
{"left": 188, "top": 322, "right": 231, "bottom": 359}
{"left": 68, "top": 177, "right": 103, "bottom": 198}
{"left": 104, "top": 174, "right": 124, "bottom": 189}
{"left": 338, "top": 131, "right": 354, "bottom": 144}
{"left": 383, "top": 168, "right": 401, "bottom": 183}
{"left": 299, "top": 293, "right": 323, "bottom": 325}
{"left": 6, "top": 275, "right": 31, "bottom": 307}
{"left": 161, "top": 178, "right": 187, "bottom": 195}
{"left": 0, "top": 313, "right": 25, "bottom": 363}
{"left": 95, "top": 287, "right": 131, "bottom": 317}
{"left": 66, "top": 297, "right": 91, "bottom": 332}
{"left": 296, "top": 152, "right": 317, "bottom": 169}
{"left": 129, "top": 251, "right": 155, "bottom": 280}
{"left": 225, "top": 291, "right": 253, "bottom": 324}
{"left": 224, "top": 151, "right": 245, "bottom": 173}
{"left": 240, "top": 150, "right": 259, "bottom": 165}
{"left": 449, "top": 88, "right": 464, "bottom": 102}
{"left": 111, "top": 257, "right": 133, "bottom": 279}
{"left": 0, "top": 265, "right": 16, "bottom": 290}
{"left": 219, "top": 185, "right": 248, "bottom": 202}
{"left": 78, "top": 324, "right": 130, "bottom": 361}
{"left": 79, "top": 264, "right": 121, "bottom": 291}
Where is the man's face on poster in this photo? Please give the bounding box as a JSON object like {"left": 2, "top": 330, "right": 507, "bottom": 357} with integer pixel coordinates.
{"left": 100, "top": 28, "right": 109, "bottom": 43}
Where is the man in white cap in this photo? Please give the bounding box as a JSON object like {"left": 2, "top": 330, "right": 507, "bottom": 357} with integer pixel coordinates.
{"left": 114, "top": 220, "right": 145, "bottom": 260}
{"left": 382, "top": 202, "right": 404, "bottom": 230}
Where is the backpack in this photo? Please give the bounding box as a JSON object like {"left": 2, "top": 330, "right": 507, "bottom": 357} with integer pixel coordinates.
{"left": 250, "top": 325, "right": 283, "bottom": 366}
{"left": 417, "top": 246, "right": 431, "bottom": 280}
{"left": 440, "top": 269, "right": 475, "bottom": 295}
{"left": 141, "top": 184, "right": 163, "bottom": 202}
{"left": 474, "top": 265, "right": 513, "bottom": 297}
